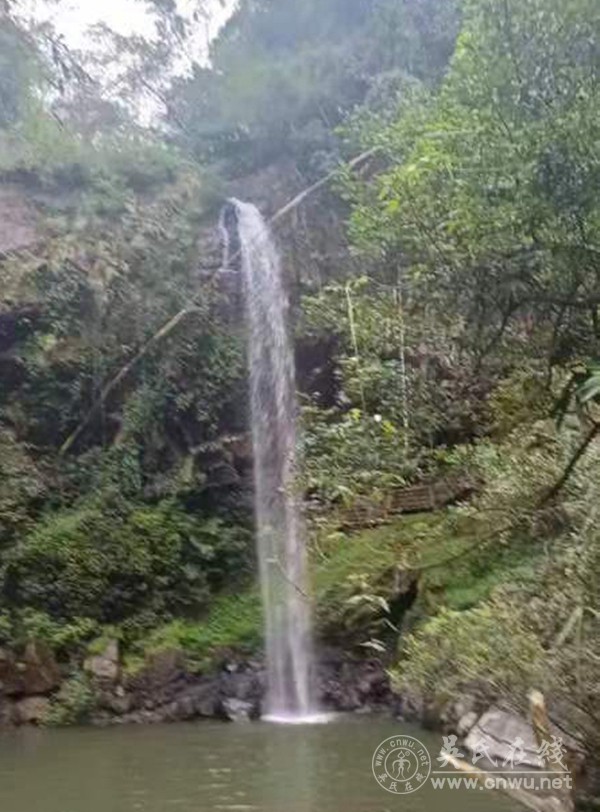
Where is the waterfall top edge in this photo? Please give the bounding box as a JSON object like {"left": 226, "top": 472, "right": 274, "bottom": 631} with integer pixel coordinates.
{"left": 227, "top": 196, "right": 251, "bottom": 208}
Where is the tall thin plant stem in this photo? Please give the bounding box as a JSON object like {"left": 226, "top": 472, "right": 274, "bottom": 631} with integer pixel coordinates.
{"left": 396, "top": 268, "right": 410, "bottom": 455}
{"left": 345, "top": 282, "right": 367, "bottom": 414}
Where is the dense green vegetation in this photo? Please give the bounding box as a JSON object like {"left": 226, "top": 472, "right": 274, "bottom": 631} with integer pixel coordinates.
{"left": 0, "top": 0, "right": 599, "bottom": 765}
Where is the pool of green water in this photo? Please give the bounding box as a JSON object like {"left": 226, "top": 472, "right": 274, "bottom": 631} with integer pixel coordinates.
{"left": 0, "top": 715, "right": 514, "bottom": 811}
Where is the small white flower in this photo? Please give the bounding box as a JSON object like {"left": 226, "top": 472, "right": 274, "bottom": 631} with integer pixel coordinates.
{"left": 373, "top": 414, "right": 383, "bottom": 423}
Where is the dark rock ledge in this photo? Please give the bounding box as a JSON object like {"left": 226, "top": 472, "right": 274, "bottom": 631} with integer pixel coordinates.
{"left": 91, "top": 646, "right": 395, "bottom": 725}
{"left": 0, "top": 641, "right": 394, "bottom": 727}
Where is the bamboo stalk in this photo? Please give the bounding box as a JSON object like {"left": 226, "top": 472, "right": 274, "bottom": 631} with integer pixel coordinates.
{"left": 345, "top": 282, "right": 367, "bottom": 415}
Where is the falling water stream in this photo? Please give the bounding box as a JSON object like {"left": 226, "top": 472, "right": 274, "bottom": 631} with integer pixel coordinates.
{"left": 227, "top": 199, "right": 315, "bottom": 721}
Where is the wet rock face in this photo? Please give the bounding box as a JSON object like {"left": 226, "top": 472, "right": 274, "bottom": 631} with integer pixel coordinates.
{"left": 439, "top": 692, "right": 485, "bottom": 734}
{"left": 0, "top": 642, "right": 61, "bottom": 697}
{"left": 88, "top": 648, "right": 392, "bottom": 725}
{"left": 0, "top": 649, "right": 21, "bottom": 696}
{"left": 12, "top": 695, "right": 51, "bottom": 725}
{"left": 316, "top": 651, "right": 393, "bottom": 712}
{"left": 21, "top": 642, "right": 62, "bottom": 695}
{"left": 456, "top": 710, "right": 479, "bottom": 737}
{"left": 0, "top": 641, "right": 397, "bottom": 727}
{"left": 464, "top": 707, "right": 546, "bottom": 770}
{"left": 0, "top": 642, "right": 61, "bottom": 726}
{"left": 122, "top": 648, "right": 190, "bottom": 711}
{"left": 95, "top": 650, "right": 265, "bottom": 725}
{"left": 221, "top": 697, "right": 255, "bottom": 722}
{"left": 84, "top": 640, "right": 120, "bottom": 686}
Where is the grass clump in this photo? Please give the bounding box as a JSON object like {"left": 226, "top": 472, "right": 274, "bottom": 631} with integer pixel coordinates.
{"left": 127, "top": 591, "right": 262, "bottom": 673}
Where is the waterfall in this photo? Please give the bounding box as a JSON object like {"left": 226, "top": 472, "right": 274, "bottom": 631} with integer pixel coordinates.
{"left": 228, "top": 199, "right": 315, "bottom": 721}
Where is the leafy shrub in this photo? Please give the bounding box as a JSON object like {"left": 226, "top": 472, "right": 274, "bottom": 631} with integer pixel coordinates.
{"left": 0, "top": 431, "right": 46, "bottom": 546}
{"left": 3, "top": 501, "right": 252, "bottom": 626}
{"left": 393, "top": 598, "right": 545, "bottom": 701}
{"left": 487, "top": 369, "right": 553, "bottom": 438}
{"left": 43, "top": 673, "right": 95, "bottom": 727}
{"left": 16, "top": 610, "right": 99, "bottom": 655}
{"left": 301, "top": 406, "right": 414, "bottom": 506}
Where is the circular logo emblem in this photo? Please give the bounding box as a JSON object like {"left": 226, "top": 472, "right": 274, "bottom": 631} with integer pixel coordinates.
{"left": 372, "top": 734, "right": 432, "bottom": 794}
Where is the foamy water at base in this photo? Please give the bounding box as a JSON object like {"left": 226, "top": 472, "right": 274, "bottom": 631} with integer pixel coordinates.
{"left": 261, "top": 712, "right": 336, "bottom": 725}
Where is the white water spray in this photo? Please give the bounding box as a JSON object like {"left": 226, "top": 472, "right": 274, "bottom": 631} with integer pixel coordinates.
{"left": 228, "top": 199, "right": 317, "bottom": 722}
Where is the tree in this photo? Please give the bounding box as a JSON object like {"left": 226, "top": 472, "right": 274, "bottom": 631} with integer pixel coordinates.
{"left": 347, "top": 0, "right": 600, "bottom": 373}
{"left": 0, "top": 9, "right": 35, "bottom": 127}
{"left": 166, "top": 0, "right": 459, "bottom": 171}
